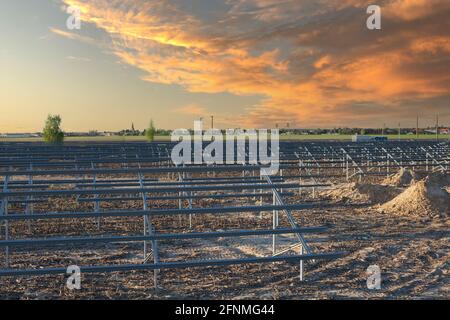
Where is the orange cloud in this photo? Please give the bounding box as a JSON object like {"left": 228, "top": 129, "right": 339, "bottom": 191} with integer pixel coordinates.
{"left": 50, "top": 27, "right": 96, "bottom": 45}
{"left": 175, "top": 104, "right": 207, "bottom": 116}
{"left": 385, "top": 0, "right": 450, "bottom": 21}
{"left": 60, "top": 0, "right": 450, "bottom": 127}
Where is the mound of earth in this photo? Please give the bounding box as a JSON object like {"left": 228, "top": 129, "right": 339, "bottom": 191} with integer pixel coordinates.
{"left": 427, "top": 171, "right": 450, "bottom": 186}
{"left": 379, "top": 173, "right": 450, "bottom": 218}
{"left": 382, "top": 168, "right": 420, "bottom": 187}
{"left": 320, "top": 182, "right": 400, "bottom": 204}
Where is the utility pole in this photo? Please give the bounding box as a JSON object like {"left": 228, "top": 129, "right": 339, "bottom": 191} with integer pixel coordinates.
{"left": 382, "top": 123, "right": 385, "bottom": 136}
{"left": 416, "top": 115, "right": 419, "bottom": 140}
{"left": 398, "top": 122, "right": 401, "bottom": 141}
{"left": 211, "top": 115, "right": 214, "bottom": 129}
{"left": 436, "top": 114, "right": 439, "bottom": 141}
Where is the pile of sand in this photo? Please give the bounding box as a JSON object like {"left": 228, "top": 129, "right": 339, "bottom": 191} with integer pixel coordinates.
{"left": 427, "top": 171, "right": 450, "bottom": 186}
{"left": 382, "top": 168, "right": 420, "bottom": 187}
{"left": 379, "top": 173, "right": 450, "bottom": 218}
{"left": 320, "top": 182, "right": 400, "bottom": 204}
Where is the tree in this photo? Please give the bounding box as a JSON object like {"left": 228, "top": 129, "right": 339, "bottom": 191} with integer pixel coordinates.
{"left": 146, "top": 119, "right": 156, "bottom": 141}
{"left": 43, "top": 114, "right": 64, "bottom": 143}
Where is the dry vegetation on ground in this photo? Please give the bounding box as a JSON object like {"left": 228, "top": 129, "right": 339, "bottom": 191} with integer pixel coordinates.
{"left": 0, "top": 170, "right": 448, "bottom": 299}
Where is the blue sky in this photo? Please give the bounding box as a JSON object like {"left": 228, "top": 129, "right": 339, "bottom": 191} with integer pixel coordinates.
{"left": 0, "top": 0, "right": 260, "bottom": 132}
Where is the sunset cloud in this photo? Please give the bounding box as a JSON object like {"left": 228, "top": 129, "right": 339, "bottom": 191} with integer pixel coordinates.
{"left": 175, "top": 104, "right": 207, "bottom": 116}
{"left": 59, "top": 0, "right": 450, "bottom": 127}
{"left": 50, "top": 27, "right": 97, "bottom": 45}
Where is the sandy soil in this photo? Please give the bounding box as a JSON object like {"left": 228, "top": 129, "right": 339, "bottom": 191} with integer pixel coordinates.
{"left": 0, "top": 198, "right": 448, "bottom": 300}
{"left": 0, "top": 168, "right": 448, "bottom": 300}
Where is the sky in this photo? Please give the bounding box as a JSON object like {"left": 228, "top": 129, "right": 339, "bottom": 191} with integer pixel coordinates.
{"left": 0, "top": 0, "right": 449, "bottom": 132}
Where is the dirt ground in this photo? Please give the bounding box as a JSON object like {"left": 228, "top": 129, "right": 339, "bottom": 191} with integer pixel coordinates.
{"left": 0, "top": 171, "right": 448, "bottom": 300}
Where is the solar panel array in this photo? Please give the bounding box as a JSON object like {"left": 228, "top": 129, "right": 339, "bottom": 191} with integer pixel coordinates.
{"left": 0, "top": 140, "right": 448, "bottom": 287}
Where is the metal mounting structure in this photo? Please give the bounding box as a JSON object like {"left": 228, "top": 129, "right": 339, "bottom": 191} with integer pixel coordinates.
{"left": 0, "top": 140, "right": 448, "bottom": 288}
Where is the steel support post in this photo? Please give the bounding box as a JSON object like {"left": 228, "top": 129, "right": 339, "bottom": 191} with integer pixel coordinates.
{"left": 26, "top": 164, "right": 33, "bottom": 232}
{"left": 272, "top": 191, "right": 278, "bottom": 255}
{"left": 2, "top": 175, "right": 10, "bottom": 268}
{"left": 91, "top": 163, "right": 100, "bottom": 229}
{"left": 299, "top": 244, "right": 304, "bottom": 282}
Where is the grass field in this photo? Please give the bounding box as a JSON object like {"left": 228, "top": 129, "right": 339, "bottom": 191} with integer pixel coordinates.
{"left": 0, "top": 134, "right": 448, "bottom": 142}
{"left": 0, "top": 136, "right": 169, "bottom": 142}
{"left": 279, "top": 134, "right": 449, "bottom": 141}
